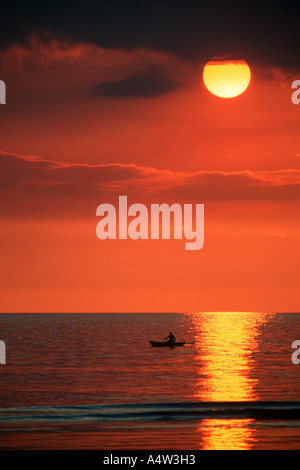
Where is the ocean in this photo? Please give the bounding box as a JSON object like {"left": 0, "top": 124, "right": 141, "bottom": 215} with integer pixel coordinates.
{"left": 0, "top": 312, "right": 300, "bottom": 450}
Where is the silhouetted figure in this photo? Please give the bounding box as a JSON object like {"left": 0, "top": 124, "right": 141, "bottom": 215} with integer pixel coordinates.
{"left": 164, "top": 331, "right": 176, "bottom": 345}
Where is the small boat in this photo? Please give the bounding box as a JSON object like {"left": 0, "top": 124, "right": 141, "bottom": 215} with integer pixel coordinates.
{"left": 149, "top": 340, "right": 185, "bottom": 347}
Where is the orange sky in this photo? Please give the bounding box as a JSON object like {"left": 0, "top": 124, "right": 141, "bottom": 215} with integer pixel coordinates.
{"left": 1, "top": 39, "right": 300, "bottom": 312}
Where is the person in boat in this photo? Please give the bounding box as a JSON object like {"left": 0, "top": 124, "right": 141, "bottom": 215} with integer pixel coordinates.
{"left": 164, "top": 331, "right": 176, "bottom": 345}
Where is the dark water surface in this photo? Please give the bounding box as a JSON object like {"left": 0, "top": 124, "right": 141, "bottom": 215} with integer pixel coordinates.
{"left": 0, "top": 312, "right": 300, "bottom": 449}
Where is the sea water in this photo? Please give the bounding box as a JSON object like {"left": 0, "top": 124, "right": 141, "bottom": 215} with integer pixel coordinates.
{"left": 0, "top": 312, "right": 300, "bottom": 449}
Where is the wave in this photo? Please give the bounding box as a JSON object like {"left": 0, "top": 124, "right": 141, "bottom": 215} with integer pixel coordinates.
{"left": 1, "top": 401, "right": 300, "bottom": 424}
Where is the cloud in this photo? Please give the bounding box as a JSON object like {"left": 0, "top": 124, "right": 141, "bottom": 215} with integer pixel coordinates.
{"left": 0, "top": 33, "right": 88, "bottom": 72}
{"left": 0, "top": 150, "right": 182, "bottom": 194}
{"left": 260, "top": 231, "right": 286, "bottom": 238}
{"left": 1, "top": 1, "right": 300, "bottom": 71}
{"left": 163, "top": 169, "right": 300, "bottom": 201}
{"left": 1, "top": 151, "right": 300, "bottom": 204}
{"left": 91, "top": 65, "right": 181, "bottom": 98}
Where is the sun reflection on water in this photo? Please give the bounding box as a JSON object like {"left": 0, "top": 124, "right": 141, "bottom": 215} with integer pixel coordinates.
{"left": 189, "top": 312, "right": 267, "bottom": 449}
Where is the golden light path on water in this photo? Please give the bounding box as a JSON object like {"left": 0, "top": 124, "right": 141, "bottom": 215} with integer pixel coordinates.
{"left": 189, "top": 312, "right": 267, "bottom": 450}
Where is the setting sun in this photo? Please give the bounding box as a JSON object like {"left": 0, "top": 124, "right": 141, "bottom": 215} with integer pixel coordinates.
{"left": 203, "top": 59, "right": 251, "bottom": 98}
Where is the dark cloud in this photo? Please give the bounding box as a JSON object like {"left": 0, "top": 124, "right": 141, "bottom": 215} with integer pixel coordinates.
{"left": 1, "top": 151, "right": 300, "bottom": 203}
{"left": 1, "top": 1, "right": 300, "bottom": 71}
{"left": 0, "top": 151, "right": 177, "bottom": 193}
{"left": 91, "top": 66, "right": 181, "bottom": 98}
{"left": 162, "top": 170, "right": 300, "bottom": 202}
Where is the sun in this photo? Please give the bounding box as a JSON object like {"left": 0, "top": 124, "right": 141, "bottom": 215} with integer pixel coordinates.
{"left": 203, "top": 59, "right": 251, "bottom": 98}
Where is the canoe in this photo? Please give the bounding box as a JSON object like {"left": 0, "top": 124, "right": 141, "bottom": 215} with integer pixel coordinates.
{"left": 149, "top": 340, "right": 185, "bottom": 347}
